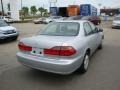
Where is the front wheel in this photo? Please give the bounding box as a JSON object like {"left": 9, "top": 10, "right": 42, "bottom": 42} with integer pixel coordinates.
{"left": 98, "top": 41, "right": 103, "bottom": 50}
{"left": 12, "top": 36, "right": 18, "bottom": 41}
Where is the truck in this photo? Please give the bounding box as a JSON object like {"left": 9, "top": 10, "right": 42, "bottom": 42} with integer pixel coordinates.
{"left": 50, "top": 7, "right": 58, "bottom": 16}
{"left": 58, "top": 7, "right": 68, "bottom": 17}
{"left": 80, "top": 4, "right": 97, "bottom": 16}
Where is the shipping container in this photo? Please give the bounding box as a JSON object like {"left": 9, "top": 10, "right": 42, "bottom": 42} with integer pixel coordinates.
{"left": 80, "top": 4, "right": 97, "bottom": 16}
{"left": 67, "top": 5, "right": 80, "bottom": 16}
{"left": 58, "top": 7, "right": 68, "bottom": 17}
{"left": 50, "top": 7, "right": 58, "bottom": 16}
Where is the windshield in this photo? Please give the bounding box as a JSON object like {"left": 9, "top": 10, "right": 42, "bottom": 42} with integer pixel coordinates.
{"left": 0, "top": 20, "right": 9, "bottom": 27}
{"left": 48, "top": 16, "right": 61, "bottom": 19}
{"left": 114, "top": 17, "right": 120, "bottom": 20}
{"left": 39, "top": 22, "right": 80, "bottom": 36}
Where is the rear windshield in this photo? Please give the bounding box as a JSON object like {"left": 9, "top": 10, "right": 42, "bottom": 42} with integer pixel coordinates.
{"left": 39, "top": 22, "right": 80, "bottom": 36}
{"left": 0, "top": 20, "right": 9, "bottom": 27}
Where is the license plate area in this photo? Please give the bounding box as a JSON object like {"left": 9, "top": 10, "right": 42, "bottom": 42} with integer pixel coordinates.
{"left": 31, "top": 48, "right": 43, "bottom": 56}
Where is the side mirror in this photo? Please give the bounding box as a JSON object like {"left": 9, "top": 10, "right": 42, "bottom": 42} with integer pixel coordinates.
{"left": 98, "top": 28, "right": 103, "bottom": 32}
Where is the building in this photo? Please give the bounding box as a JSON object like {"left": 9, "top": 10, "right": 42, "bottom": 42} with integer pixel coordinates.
{"left": 100, "top": 8, "right": 119, "bottom": 16}
{"left": 10, "top": 0, "right": 20, "bottom": 20}
{"left": 0, "top": 0, "right": 21, "bottom": 20}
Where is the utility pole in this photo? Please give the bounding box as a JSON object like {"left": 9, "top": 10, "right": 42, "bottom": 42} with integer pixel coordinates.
{"left": 21, "top": 0, "right": 23, "bottom": 10}
{"left": 98, "top": 3, "right": 102, "bottom": 15}
{"left": 1, "top": 0, "right": 4, "bottom": 16}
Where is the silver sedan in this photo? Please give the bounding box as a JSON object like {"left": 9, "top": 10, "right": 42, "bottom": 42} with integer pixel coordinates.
{"left": 17, "top": 20, "right": 104, "bottom": 75}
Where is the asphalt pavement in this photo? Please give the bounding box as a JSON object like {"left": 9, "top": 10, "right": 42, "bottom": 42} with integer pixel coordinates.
{"left": 0, "top": 21, "right": 120, "bottom": 90}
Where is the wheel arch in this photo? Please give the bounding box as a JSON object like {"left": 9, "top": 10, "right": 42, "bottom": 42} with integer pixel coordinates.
{"left": 86, "top": 48, "right": 91, "bottom": 56}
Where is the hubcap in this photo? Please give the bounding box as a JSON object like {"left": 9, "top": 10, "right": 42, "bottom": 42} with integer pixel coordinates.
{"left": 84, "top": 55, "right": 89, "bottom": 70}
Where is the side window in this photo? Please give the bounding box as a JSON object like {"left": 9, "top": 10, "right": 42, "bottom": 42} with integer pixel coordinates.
{"left": 89, "top": 22, "right": 98, "bottom": 33}
{"left": 83, "top": 22, "right": 92, "bottom": 36}
{"left": 89, "top": 22, "right": 96, "bottom": 30}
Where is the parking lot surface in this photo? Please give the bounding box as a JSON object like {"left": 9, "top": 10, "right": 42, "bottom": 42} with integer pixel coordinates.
{"left": 0, "top": 21, "right": 120, "bottom": 90}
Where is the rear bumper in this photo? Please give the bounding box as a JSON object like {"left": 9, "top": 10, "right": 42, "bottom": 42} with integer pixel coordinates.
{"left": 17, "top": 52, "right": 83, "bottom": 75}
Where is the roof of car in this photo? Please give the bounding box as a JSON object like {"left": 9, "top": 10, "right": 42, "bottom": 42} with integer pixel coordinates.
{"left": 55, "top": 20, "right": 89, "bottom": 23}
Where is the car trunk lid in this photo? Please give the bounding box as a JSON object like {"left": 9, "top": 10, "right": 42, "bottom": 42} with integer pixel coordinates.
{"left": 19, "top": 35, "right": 76, "bottom": 58}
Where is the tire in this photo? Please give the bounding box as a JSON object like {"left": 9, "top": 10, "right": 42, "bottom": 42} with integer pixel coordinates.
{"left": 80, "top": 52, "right": 90, "bottom": 73}
{"left": 0, "top": 40, "right": 3, "bottom": 43}
{"left": 12, "top": 36, "right": 18, "bottom": 41}
{"left": 98, "top": 42, "right": 103, "bottom": 50}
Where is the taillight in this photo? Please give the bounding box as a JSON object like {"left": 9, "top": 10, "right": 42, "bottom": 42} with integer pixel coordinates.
{"left": 44, "top": 46, "right": 76, "bottom": 56}
{"left": 18, "top": 42, "right": 32, "bottom": 51}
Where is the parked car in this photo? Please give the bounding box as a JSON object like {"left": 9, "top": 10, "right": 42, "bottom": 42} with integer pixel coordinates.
{"left": 112, "top": 16, "right": 120, "bottom": 29}
{"left": 17, "top": 20, "right": 104, "bottom": 75}
{"left": 81, "top": 16, "right": 101, "bottom": 25}
{"left": 0, "top": 16, "right": 14, "bottom": 23}
{"left": 0, "top": 20, "right": 19, "bottom": 41}
{"left": 66, "top": 15, "right": 83, "bottom": 20}
{"left": 59, "top": 17, "right": 67, "bottom": 20}
{"left": 43, "top": 16, "right": 62, "bottom": 23}
{"left": 33, "top": 18, "right": 45, "bottom": 24}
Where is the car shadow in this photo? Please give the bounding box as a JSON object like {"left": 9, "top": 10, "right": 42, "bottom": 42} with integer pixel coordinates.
{"left": 27, "top": 67, "right": 82, "bottom": 78}
{"left": 0, "top": 39, "right": 18, "bottom": 44}
{"left": 15, "top": 65, "right": 87, "bottom": 86}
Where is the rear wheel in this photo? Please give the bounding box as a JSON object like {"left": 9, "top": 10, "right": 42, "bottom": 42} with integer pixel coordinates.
{"left": 80, "top": 52, "right": 90, "bottom": 73}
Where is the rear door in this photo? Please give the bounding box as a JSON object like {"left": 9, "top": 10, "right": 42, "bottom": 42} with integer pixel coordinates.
{"left": 89, "top": 22, "right": 102, "bottom": 47}
{"left": 83, "top": 22, "right": 97, "bottom": 53}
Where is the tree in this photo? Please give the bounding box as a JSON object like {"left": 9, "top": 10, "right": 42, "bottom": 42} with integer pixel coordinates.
{"left": 38, "top": 7, "right": 44, "bottom": 16}
{"left": 20, "top": 7, "right": 29, "bottom": 20}
{"left": 43, "top": 9, "right": 48, "bottom": 16}
{"left": 30, "top": 6, "right": 37, "bottom": 16}
{"left": 21, "top": 7, "right": 29, "bottom": 17}
{"left": 38, "top": 7, "right": 48, "bottom": 16}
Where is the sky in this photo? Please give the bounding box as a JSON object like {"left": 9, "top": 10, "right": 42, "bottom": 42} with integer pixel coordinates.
{"left": 0, "top": 0, "right": 120, "bottom": 12}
